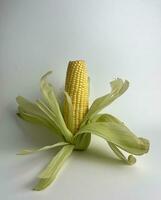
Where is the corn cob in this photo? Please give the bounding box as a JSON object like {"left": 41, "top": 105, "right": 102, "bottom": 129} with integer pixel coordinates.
{"left": 64, "top": 60, "right": 89, "bottom": 133}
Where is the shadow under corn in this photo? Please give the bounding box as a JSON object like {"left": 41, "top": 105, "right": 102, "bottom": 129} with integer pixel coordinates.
{"left": 73, "top": 145, "right": 125, "bottom": 167}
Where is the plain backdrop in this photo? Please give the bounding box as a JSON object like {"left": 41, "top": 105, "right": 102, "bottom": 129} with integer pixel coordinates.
{"left": 0, "top": 0, "right": 161, "bottom": 200}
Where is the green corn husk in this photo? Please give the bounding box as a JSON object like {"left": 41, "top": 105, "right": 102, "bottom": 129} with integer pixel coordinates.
{"left": 16, "top": 65, "right": 150, "bottom": 191}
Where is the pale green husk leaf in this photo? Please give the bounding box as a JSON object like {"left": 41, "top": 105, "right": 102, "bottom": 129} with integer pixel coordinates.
{"left": 17, "top": 108, "right": 53, "bottom": 129}
{"left": 90, "top": 113, "right": 124, "bottom": 124}
{"left": 64, "top": 91, "right": 74, "bottom": 133}
{"left": 81, "top": 79, "right": 129, "bottom": 125}
{"left": 76, "top": 122, "right": 149, "bottom": 155}
{"left": 33, "top": 145, "right": 74, "bottom": 191}
{"left": 108, "top": 142, "right": 136, "bottom": 165}
{"left": 91, "top": 113, "right": 136, "bottom": 164}
{"left": 35, "top": 99, "right": 61, "bottom": 131}
{"left": 16, "top": 97, "right": 61, "bottom": 135}
{"left": 17, "top": 142, "right": 68, "bottom": 155}
{"left": 39, "top": 145, "right": 74, "bottom": 179}
{"left": 16, "top": 96, "right": 45, "bottom": 116}
{"left": 40, "top": 71, "right": 73, "bottom": 142}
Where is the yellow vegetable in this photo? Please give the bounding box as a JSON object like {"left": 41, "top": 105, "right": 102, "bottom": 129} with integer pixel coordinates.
{"left": 64, "top": 60, "right": 89, "bottom": 133}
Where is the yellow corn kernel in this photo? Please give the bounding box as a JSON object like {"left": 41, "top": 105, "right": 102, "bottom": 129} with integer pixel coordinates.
{"left": 64, "top": 60, "right": 89, "bottom": 133}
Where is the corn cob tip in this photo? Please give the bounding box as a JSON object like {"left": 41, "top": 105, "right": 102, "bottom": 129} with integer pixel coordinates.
{"left": 68, "top": 60, "right": 86, "bottom": 64}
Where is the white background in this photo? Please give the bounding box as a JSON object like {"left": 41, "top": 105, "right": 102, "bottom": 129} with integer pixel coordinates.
{"left": 0, "top": 0, "right": 161, "bottom": 199}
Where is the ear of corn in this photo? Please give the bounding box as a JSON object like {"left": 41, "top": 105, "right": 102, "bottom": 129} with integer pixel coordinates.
{"left": 64, "top": 60, "right": 89, "bottom": 133}
{"left": 64, "top": 60, "right": 91, "bottom": 150}
{"left": 16, "top": 60, "right": 150, "bottom": 191}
